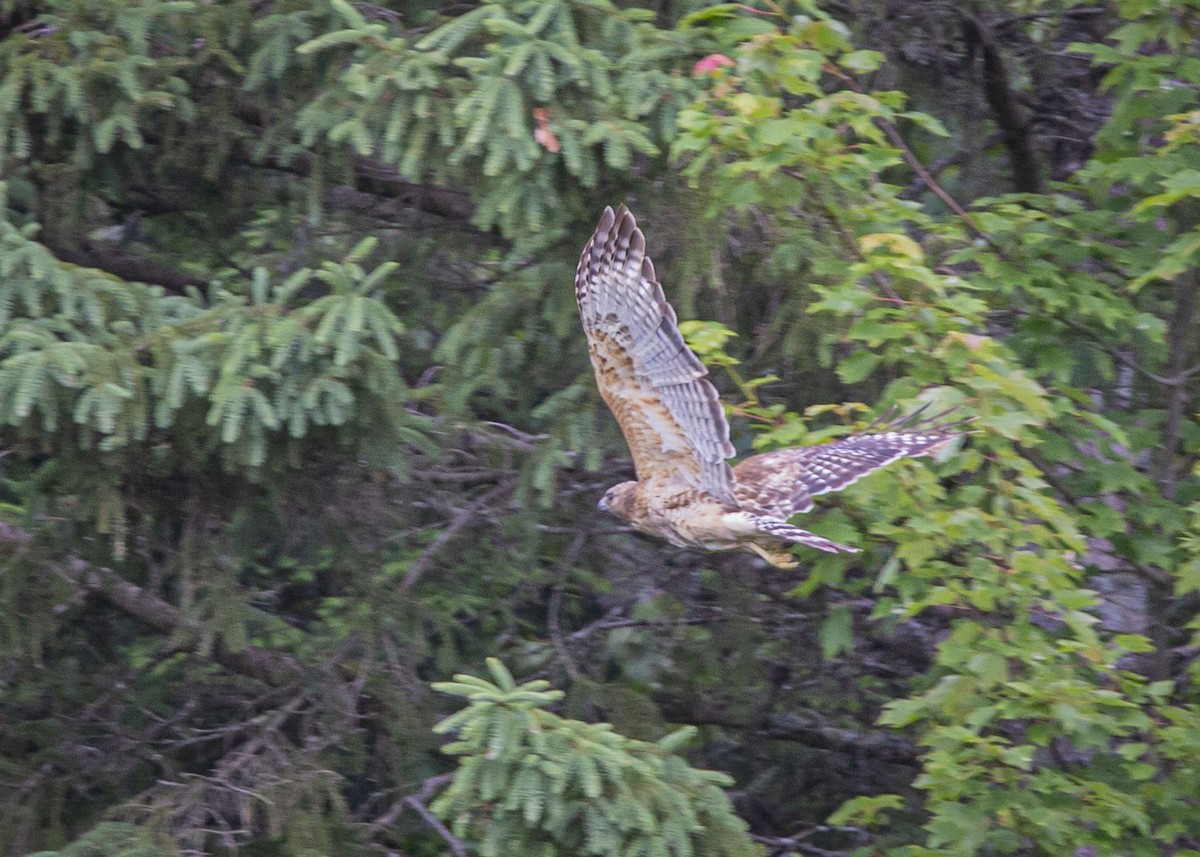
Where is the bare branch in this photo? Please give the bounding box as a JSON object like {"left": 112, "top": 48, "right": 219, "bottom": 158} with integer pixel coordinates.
{"left": 872, "top": 118, "right": 1001, "bottom": 249}
{"left": 404, "top": 794, "right": 466, "bottom": 857}
{"left": 366, "top": 773, "right": 455, "bottom": 833}
{"left": 752, "top": 833, "right": 855, "bottom": 857}
{"left": 41, "top": 240, "right": 205, "bottom": 295}
{"left": 656, "top": 698, "right": 921, "bottom": 766}
{"left": 401, "top": 480, "right": 513, "bottom": 591}
{"left": 961, "top": 13, "right": 1042, "bottom": 194}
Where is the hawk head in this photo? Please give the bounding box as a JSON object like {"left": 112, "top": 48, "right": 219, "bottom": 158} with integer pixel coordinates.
{"left": 597, "top": 481, "right": 638, "bottom": 521}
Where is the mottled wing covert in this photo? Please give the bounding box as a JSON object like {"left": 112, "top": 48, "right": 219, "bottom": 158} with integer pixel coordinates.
{"left": 575, "top": 206, "right": 735, "bottom": 501}
{"left": 732, "top": 459, "right": 817, "bottom": 520}
{"left": 734, "top": 409, "right": 963, "bottom": 519}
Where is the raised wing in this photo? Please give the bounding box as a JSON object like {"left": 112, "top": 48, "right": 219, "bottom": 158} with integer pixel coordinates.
{"left": 734, "top": 407, "right": 966, "bottom": 519}
{"left": 575, "top": 205, "right": 735, "bottom": 501}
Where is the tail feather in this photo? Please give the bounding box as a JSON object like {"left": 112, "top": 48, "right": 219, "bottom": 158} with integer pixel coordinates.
{"left": 748, "top": 515, "right": 859, "bottom": 555}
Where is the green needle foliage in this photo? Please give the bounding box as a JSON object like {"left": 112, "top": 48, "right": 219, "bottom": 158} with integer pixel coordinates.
{"left": 296, "top": 0, "right": 695, "bottom": 240}
{"left": 0, "top": 211, "right": 425, "bottom": 470}
{"left": 432, "top": 659, "right": 757, "bottom": 857}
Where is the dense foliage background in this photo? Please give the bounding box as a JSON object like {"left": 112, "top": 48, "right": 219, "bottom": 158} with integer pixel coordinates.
{"left": 0, "top": 0, "right": 1197, "bottom": 855}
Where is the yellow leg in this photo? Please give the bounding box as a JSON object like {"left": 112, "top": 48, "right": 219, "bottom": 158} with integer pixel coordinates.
{"left": 747, "top": 543, "right": 799, "bottom": 569}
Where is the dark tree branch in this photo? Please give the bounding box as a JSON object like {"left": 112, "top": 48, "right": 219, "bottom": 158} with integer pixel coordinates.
{"left": 26, "top": 98, "right": 480, "bottom": 297}
{"left": 821, "top": 62, "right": 1000, "bottom": 249}
{"left": 45, "top": 240, "right": 206, "bottom": 295}
{"left": 656, "top": 699, "right": 921, "bottom": 766}
{"left": 1158, "top": 270, "right": 1198, "bottom": 500}
{"left": 403, "top": 793, "right": 467, "bottom": 857}
{"left": 962, "top": 13, "right": 1042, "bottom": 193}
{"left": 401, "top": 480, "right": 513, "bottom": 592}
{"left": 762, "top": 712, "right": 922, "bottom": 765}
{"left": 230, "top": 96, "right": 476, "bottom": 225}
{"left": 0, "top": 522, "right": 305, "bottom": 686}
{"left": 77, "top": 560, "right": 306, "bottom": 685}
{"left": 366, "top": 773, "right": 455, "bottom": 833}
{"left": 899, "top": 149, "right": 968, "bottom": 201}
{"left": 872, "top": 118, "right": 1000, "bottom": 249}
{"left": 752, "top": 832, "right": 859, "bottom": 857}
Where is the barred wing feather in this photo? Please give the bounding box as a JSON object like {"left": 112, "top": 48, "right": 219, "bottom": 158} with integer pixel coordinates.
{"left": 734, "top": 410, "right": 962, "bottom": 520}
{"left": 574, "top": 206, "right": 736, "bottom": 501}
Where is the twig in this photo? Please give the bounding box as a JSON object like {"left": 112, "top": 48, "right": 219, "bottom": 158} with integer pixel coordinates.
{"left": 751, "top": 833, "right": 854, "bottom": 857}
{"left": 404, "top": 794, "right": 466, "bottom": 857}
{"left": 874, "top": 117, "right": 1000, "bottom": 249}
{"left": 782, "top": 176, "right": 909, "bottom": 303}
{"left": 548, "top": 529, "right": 589, "bottom": 679}
{"left": 899, "top": 135, "right": 1002, "bottom": 199}
{"left": 820, "top": 62, "right": 1001, "bottom": 250}
{"left": 367, "top": 773, "right": 455, "bottom": 833}
{"left": 1010, "top": 307, "right": 1170, "bottom": 386}
{"left": 1008, "top": 6, "right": 1105, "bottom": 22}
{"left": 480, "top": 420, "right": 550, "bottom": 447}
{"left": 1013, "top": 443, "right": 1172, "bottom": 586}
{"left": 400, "top": 481, "right": 512, "bottom": 591}
{"left": 656, "top": 699, "right": 922, "bottom": 765}
{"left": 568, "top": 615, "right": 724, "bottom": 640}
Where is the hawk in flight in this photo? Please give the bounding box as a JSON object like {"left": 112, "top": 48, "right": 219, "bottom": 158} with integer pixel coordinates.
{"left": 575, "top": 205, "right": 965, "bottom": 567}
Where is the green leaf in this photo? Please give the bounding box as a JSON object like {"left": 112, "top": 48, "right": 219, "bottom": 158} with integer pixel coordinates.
{"left": 840, "top": 50, "right": 884, "bottom": 73}
{"left": 819, "top": 605, "right": 854, "bottom": 660}
{"left": 836, "top": 350, "right": 880, "bottom": 384}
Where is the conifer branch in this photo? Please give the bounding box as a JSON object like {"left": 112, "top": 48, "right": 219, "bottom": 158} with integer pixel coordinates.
{"left": 0, "top": 523, "right": 305, "bottom": 686}
{"left": 42, "top": 239, "right": 206, "bottom": 294}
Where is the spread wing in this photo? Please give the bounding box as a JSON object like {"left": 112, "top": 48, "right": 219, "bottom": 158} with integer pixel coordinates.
{"left": 575, "top": 205, "right": 735, "bottom": 501}
{"left": 734, "top": 407, "right": 967, "bottom": 519}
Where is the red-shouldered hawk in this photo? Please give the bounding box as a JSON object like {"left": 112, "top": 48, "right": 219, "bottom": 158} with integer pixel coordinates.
{"left": 575, "top": 205, "right": 965, "bottom": 567}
